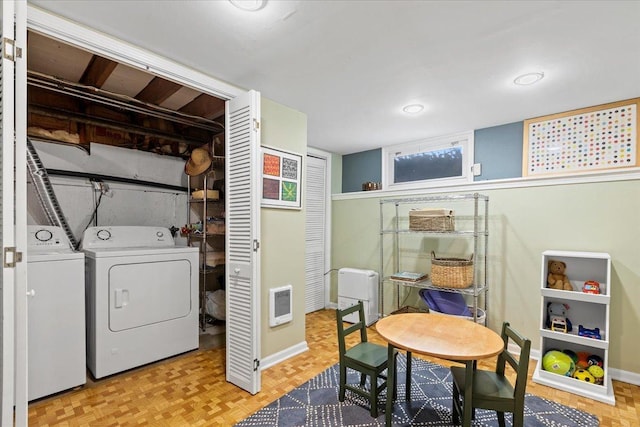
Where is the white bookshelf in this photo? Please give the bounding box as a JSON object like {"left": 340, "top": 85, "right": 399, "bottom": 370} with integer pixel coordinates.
{"left": 532, "top": 250, "right": 615, "bottom": 405}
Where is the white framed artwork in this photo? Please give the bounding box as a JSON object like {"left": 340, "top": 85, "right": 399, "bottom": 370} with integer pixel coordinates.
{"left": 523, "top": 98, "right": 639, "bottom": 177}
{"left": 261, "top": 146, "right": 303, "bottom": 209}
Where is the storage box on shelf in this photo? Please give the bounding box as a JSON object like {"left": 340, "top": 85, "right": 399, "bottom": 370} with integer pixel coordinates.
{"left": 532, "top": 250, "right": 614, "bottom": 405}
{"left": 379, "top": 193, "right": 488, "bottom": 324}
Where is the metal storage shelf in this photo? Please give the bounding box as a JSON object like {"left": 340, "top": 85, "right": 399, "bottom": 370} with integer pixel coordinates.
{"left": 380, "top": 229, "right": 479, "bottom": 236}
{"left": 379, "top": 193, "right": 489, "bottom": 323}
{"left": 387, "top": 277, "right": 487, "bottom": 296}
{"left": 187, "top": 171, "right": 225, "bottom": 331}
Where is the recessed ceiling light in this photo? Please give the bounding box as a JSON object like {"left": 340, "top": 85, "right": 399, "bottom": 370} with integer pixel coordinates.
{"left": 514, "top": 72, "right": 544, "bottom": 86}
{"left": 402, "top": 104, "right": 424, "bottom": 114}
{"left": 229, "top": 0, "right": 267, "bottom": 11}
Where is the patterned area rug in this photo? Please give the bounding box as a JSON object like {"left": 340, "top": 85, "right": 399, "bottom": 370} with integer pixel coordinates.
{"left": 236, "top": 354, "right": 599, "bottom": 426}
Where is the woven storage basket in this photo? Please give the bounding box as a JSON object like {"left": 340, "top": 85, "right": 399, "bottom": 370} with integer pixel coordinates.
{"left": 430, "top": 251, "right": 474, "bottom": 288}
{"left": 409, "top": 208, "right": 454, "bottom": 231}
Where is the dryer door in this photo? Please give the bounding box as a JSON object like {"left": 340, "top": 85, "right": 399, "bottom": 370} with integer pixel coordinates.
{"left": 108, "top": 259, "right": 192, "bottom": 331}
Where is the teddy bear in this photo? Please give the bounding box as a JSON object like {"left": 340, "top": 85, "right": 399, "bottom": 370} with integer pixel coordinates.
{"left": 546, "top": 302, "right": 573, "bottom": 332}
{"left": 547, "top": 260, "right": 573, "bottom": 291}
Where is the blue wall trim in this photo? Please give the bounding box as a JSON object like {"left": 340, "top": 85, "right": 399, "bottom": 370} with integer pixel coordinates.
{"left": 340, "top": 123, "right": 525, "bottom": 192}
{"left": 342, "top": 148, "right": 382, "bottom": 193}
{"left": 474, "top": 121, "right": 524, "bottom": 181}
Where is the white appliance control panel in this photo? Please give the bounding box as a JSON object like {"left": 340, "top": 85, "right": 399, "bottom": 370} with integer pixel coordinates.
{"left": 81, "top": 226, "right": 174, "bottom": 249}
{"left": 28, "top": 225, "right": 73, "bottom": 250}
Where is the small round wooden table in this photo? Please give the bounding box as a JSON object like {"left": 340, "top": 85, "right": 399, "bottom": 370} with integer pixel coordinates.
{"left": 376, "top": 313, "right": 504, "bottom": 427}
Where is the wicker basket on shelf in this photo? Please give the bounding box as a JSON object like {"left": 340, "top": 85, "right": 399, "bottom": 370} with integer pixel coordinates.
{"left": 409, "top": 208, "right": 454, "bottom": 231}
{"left": 430, "top": 251, "right": 474, "bottom": 288}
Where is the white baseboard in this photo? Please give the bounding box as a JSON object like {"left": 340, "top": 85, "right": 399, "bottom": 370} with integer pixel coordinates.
{"left": 509, "top": 343, "right": 640, "bottom": 386}
{"left": 606, "top": 367, "right": 640, "bottom": 386}
{"left": 325, "top": 302, "right": 338, "bottom": 309}
{"left": 260, "top": 341, "right": 309, "bottom": 371}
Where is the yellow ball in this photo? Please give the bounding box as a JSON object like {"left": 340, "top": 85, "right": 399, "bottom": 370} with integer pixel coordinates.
{"left": 587, "top": 365, "right": 604, "bottom": 384}
{"left": 573, "top": 368, "right": 596, "bottom": 383}
{"left": 542, "top": 350, "right": 575, "bottom": 376}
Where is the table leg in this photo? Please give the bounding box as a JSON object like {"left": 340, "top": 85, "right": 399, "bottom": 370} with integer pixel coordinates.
{"left": 405, "top": 351, "right": 412, "bottom": 401}
{"left": 463, "top": 360, "right": 474, "bottom": 427}
{"left": 385, "top": 344, "right": 395, "bottom": 427}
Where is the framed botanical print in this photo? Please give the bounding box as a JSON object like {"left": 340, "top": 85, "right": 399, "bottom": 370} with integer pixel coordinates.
{"left": 261, "top": 146, "right": 303, "bottom": 209}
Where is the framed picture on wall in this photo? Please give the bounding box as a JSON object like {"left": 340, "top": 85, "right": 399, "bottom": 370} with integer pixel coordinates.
{"left": 261, "top": 146, "right": 303, "bottom": 209}
{"left": 523, "top": 97, "right": 639, "bottom": 177}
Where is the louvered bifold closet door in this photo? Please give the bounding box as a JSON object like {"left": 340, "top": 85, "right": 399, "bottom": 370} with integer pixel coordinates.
{"left": 1, "top": 4, "right": 15, "bottom": 423}
{"left": 305, "top": 155, "right": 326, "bottom": 313}
{"left": 2, "top": 1, "right": 28, "bottom": 423}
{"left": 225, "top": 90, "right": 261, "bottom": 395}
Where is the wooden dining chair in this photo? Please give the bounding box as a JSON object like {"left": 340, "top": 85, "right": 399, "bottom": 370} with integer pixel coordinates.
{"left": 450, "top": 321, "right": 531, "bottom": 427}
{"left": 336, "top": 301, "right": 397, "bottom": 418}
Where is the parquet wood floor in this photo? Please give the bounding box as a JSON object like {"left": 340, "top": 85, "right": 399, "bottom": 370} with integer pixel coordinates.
{"left": 29, "top": 309, "right": 639, "bottom": 426}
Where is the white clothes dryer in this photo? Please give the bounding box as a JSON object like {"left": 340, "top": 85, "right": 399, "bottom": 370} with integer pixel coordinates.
{"left": 81, "top": 226, "right": 199, "bottom": 379}
{"left": 27, "top": 225, "right": 86, "bottom": 401}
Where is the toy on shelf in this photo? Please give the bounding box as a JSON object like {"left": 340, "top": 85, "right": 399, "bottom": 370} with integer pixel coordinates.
{"left": 551, "top": 317, "right": 568, "bottom": 333}
{"left": 573, "top": 368, "right": 596, "bottom": 383}
{"left": 578, "top": 325, "right": 602, "bottom": 340}
{"left": 563, "top": 349, "right": 578, "bottom": 364}
{"left": 582, "top": 280, "right": 601, "bottom": 294}
{"left": 587, "top": 354, "right": 603, "bottom": 367}
{"left": 546, "top": 302, "right": 573, "bottom": 332}
{"left": 587, "top": 365, "right": 605, "bottom": 385}
{"left": 547, "top": 260, "right": 573, "bottom": 291}
{"left": 576, "top": 351, "right": 590, "bottom": 369}
{"left": 542, "top": 350, "right": 575, "bottom": 377}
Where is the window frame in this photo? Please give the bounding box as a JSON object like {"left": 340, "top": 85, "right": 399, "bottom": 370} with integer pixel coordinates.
{"left": 381, "top": 130, "right": 475, "bottom": 191}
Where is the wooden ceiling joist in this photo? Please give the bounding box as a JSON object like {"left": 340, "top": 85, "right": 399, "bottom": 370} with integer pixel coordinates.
{"left": 80, "top": 55, "right": 118, "bottom": 88}
{"left": 135, "top": 77, "right": 182, "bottom": 105}
{"left": 179, "top": 93, "right": 225, "bottom": 120}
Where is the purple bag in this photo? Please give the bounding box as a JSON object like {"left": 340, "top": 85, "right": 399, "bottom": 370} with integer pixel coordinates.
{"left": 419, "top": 289, "right": 472, "bottom": 317}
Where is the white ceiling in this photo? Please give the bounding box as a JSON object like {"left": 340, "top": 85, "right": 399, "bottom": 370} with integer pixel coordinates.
{"left": 29, "top": 0, "right": 640, "bottom": 155}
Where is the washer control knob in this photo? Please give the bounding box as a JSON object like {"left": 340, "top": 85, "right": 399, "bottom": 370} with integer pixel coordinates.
{"left": 97, "top": 229, "right": 111, "bottom": 240}
{"left": 156, "top": 231, "right": 164, "bottom": 238}
{"left": 34, "top": 229, "right": 53, "bottom": 242}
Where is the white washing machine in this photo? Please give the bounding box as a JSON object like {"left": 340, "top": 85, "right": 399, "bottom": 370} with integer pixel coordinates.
{"left": 27, "top": 225, "right": 86, "bottom": 401}
{"left": 81, "top": 226, "right": 199, "bottom": 379}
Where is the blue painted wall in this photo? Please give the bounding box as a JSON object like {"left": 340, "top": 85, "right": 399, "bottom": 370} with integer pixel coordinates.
{"left": 341, "top": 122, "right": 524, "bottom": 191}
{"left": 473, "top": 122, "right": 524, "bottom": 181}
{"left": 342, "top": 148, "right": 382, "bottom": 193}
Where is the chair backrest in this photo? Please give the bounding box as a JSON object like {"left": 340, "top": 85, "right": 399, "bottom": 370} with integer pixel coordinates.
{"left": 496, "top": 322, "right": 531, "bottom": 400}
{"left": 336, "top": 301, "right": 368, "bottom": 356}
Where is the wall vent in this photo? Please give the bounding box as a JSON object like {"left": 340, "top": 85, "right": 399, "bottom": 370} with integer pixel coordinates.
{"left": 269, "top": 284, "right": 293, "bottom": 327}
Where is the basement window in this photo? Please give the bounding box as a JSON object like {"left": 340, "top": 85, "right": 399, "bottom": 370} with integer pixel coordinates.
{"left": 382, "top": 131, "right": 474, "bottom": 190}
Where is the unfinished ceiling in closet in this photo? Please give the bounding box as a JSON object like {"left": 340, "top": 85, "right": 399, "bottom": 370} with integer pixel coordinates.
{"left": 27, "top": 31, "right": 225, "bottom": 158}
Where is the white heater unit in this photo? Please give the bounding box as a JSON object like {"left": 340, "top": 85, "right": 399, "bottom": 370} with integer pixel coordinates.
{"left": 269, "top": 284, "right": 293, "bottom": 327}
{"left": 338, "top": 268, "right": 379, "bottom": 326}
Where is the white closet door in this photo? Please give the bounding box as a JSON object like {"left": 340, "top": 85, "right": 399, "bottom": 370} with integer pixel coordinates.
{"left": 1, "top": 1, "right": 28, "bottom": 424}
{"left": 305, "top": 155, "right": 326, "bottom": 313}
{"left": 225, "top": 90, "right": 261, "bottom": 394}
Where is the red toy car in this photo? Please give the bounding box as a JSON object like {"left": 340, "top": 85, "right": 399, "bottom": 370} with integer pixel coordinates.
{"left": 582, "top": 281, "right": 600, "bottom": 294}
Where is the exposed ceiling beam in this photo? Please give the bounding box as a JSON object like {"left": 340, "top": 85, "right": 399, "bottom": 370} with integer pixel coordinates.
{"left": 179, "top": 93, "right": 225, "bottom": 120}
{"left": 79, "top": 55, "right": 118, "bottom": 87}
{"left": 135, "top": 76, "right": 182, "bottom": 104}
{"left": 28, "top": 74, "right": 224, "bottom": 133}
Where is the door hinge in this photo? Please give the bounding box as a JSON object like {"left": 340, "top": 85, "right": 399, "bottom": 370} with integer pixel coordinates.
{"left": 2, "top": 38, "right": 21, "bottom": 61}
{"left": 4, "top": 247, "right": 23, "bottom": 268}
{"left": 253, "top": 119, "right": 260, "bottom": 131}
{"left": 253, "top": 358, "right": 260, "bottom": 371}
{"left": 253, "top": 239, "right": 260, "bottom": 252}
